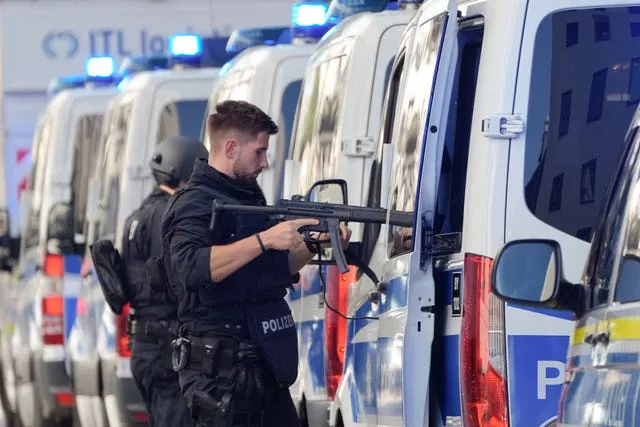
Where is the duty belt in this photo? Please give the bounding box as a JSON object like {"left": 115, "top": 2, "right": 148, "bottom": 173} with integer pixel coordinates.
{"left": 129, "top": 319, "right": 179, "bottom": 343}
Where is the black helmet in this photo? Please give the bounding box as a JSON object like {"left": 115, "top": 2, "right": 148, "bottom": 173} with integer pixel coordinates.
{"left": 149, "top": 135, "right": 209, "bottom": 187}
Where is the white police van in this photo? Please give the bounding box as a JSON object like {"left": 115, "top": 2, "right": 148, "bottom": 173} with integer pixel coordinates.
{"left": 203, "top": 27, "right": 313, "bottom": 205}
{"left": 66, "top": 55, "right": 179, "bottom": 427}
{"left": 317, "top": 0, "right": 640, "bottom": 426}
{"left": 76, "top": 34, "right": 217, "bottom": 426}
{"left": 282, "top": 1, "right": 419, "bottom": 425}
{"left": 13, "top": 58, "right": 117, "bottom": 427}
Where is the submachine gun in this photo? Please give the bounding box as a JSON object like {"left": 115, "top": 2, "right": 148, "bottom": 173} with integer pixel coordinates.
{"left": 209, "top": 179, "right": 414, "bottom": 275}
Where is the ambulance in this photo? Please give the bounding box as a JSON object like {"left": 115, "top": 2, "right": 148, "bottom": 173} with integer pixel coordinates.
{"left": 78, "top": 34, "right": 220, "bottom": 426}
{"left": 12, "top": 57, "right": 117, "bottom": 427}
{"left": 282, "top": 1, "right": 419, "bottom": 425}
{"left": 311, "top": 0, "right": 640, "bottom": 426}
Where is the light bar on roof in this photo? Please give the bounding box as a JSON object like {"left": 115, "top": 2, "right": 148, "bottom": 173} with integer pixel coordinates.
{"left": 169, "top": 34, "right": 203, "bottom": 57}
{"left": 86, "top": 56, "right": 115, "bottom": 78}
{"left": 292, "top": 2, "right": 329, "bottom": 27}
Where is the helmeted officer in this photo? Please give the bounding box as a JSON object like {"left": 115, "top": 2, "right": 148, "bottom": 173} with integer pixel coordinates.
{"left": 161, "top": 100, "right": 351, "bottom": 427}
{"left": 121, "top": 135, "right": 208, "bottom": 427}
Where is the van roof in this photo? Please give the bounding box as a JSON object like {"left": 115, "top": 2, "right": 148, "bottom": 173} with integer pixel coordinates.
{"left": 46, "top": 85, "right": 118, "bottom": 110}
{"left": 123, "top": 67, "right": 221, "bottom": 91}
{"left": 312, "top": 8, "right": 417, "bottom": 59}
{"left": 221, "top": 43, "right": 318, "bottom": 75}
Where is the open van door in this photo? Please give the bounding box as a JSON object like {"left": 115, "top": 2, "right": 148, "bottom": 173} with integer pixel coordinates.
{"left": 376, "top": 0, "right": 459, "bottom": 425}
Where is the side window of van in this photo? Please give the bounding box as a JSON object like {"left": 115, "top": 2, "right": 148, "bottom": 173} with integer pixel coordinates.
{"left": 361, "top": 55, "right": 405, "bottom": 263}
{"left": 72, "top": 114, "right": 103, "bottom": 239}
{"left": 525, "top": 6, "right": 640, "bottom": 243}
{"left": 156, "top": 100, "right": 208, "bottom": 143}
{"left": 274, "top": 79, "right": 302, "bottom": 199}
{"left": 388, "top": 14, "right": 447, "bottom": 258}
{"left": 25, "top": 118, "right": 52, "bottom": 248}
{"left": 293, "top": 56, "right": 347, "bottom": 196}
{"left": 98, "top": 100, "right": 133, "bottom": 239}
{"left": 434, "top": 23, "right": 484, "bottom": 238}
{"left": 614, "top": 154, "right": 640, "bottom": 303}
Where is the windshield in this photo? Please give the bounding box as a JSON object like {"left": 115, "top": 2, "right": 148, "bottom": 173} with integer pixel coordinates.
{"left": 96, "top": 97, "right": 133, "bottom": 240}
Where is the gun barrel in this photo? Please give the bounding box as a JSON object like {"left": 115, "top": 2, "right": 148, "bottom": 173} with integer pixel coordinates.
{"left": 212, "top": 200, "right": 414, "bottom": 228}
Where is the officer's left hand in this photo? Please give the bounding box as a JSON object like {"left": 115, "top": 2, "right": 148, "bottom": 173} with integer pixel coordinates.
{"left": 316, "top": 223, "right": 352, "bottom": 250}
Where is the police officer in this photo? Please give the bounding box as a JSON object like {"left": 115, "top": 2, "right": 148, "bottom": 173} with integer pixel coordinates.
{"left": 121, "top": 135, "right": 208, "bottom": 427}
{"left": 161, "top": 100, "right": 351, "bottom": 426}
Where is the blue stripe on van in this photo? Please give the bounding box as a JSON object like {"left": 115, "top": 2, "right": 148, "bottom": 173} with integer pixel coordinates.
{"left": 63, "top": 254, "right": 82, "bottom": 340}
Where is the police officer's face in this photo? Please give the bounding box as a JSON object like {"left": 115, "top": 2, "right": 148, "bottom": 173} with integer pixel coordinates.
{"left": 232, "top": 131, "right": 270, "bottom": 184}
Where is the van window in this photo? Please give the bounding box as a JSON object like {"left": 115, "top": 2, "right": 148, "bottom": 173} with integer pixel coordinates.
{"left": 434, "top": 24, "right": 484, "bottom": 237}
{"left": 72, "top": 114, "right": 103, "bottom": 238}
{"left": 361, "top": 55, "right": 405, "bottom": 263}
{"left": 614, "top": 139, "right": 640, "bottom": 303}
{"left": 586, "top": 125, "right": 640, "bottom": 306}
{"left": 156, "top": 100, "right": 208, "bottom": 143}
{"left": 274, "top": 79, "right": 302, "bottom": 199}
{"left": 388, "top": 14, "right": 447, "bottom": 258}
{"left": 25, "top": 118, "right": 53, "bottom": 248}
{"left": 292, "top": 56, "right": 347, "bottom": 196}
{"left": 97, "top": 99, "right": 133, "bottom": 239}
{"left": 525, "top": 7, "right": 640, "bottom": 243}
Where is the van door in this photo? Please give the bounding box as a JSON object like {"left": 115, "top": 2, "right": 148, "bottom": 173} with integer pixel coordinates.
{"left": 376, "top": 1, "right": 457, "bottom": 425}
{"left": 507, "top": 2, "right": 640, "bottom": 425}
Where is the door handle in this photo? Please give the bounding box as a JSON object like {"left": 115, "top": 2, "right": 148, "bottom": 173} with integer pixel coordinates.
{"left": 368, "top": 281, "right": 389, "bottom": 304}
{"left": 376, "top": 280, "right": 388, "bottom": 295}
{"left": 584, "top": 331, "right": 610, "bottom": 345}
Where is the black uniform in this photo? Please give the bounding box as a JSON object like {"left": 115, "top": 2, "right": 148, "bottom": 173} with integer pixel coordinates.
{"left": 121, "top": 188, "right": 193, "bottom": 427}
{"left": 161, "top": 159, "right": 301, "bottom": 427}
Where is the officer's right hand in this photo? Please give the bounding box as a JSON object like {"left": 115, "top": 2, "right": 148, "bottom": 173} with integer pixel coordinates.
{"left": 260, "top": 218, "right": 319, "bottom": 251}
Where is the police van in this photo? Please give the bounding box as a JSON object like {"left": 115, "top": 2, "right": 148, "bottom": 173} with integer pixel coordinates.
{"left": 76, "top": 34, "right": 218, "bottom": 426}
{"left": 490, "top": 104, "right": 640, "bottom": 426}
{"left": 281, "top": 1, "right": 418, "bottom": 425}
{"left": 310, "top": 0, "right": 640, "bottom": 426}
{"left": 66, "top": 55, "right": 181, "bottom": 427}
{"left": 12, "top": 57, "right": 117, "bottom": 427}
{"left": 203, "top": 25, "right": 312, "bottom": 205}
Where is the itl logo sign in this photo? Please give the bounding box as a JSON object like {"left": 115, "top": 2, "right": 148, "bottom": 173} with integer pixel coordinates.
{"left": 537, "top": 360, "right": 566, "bottom": 399}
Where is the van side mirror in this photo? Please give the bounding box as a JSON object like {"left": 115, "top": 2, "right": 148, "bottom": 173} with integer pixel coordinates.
{"left": 304, "top": 179, "right": 348, "bottom": 205}
{"left": 0, "top": 208, "right": 19, "bottom": 272}
{"left": 491, "top": 239, "right": 564, "bottom": 305}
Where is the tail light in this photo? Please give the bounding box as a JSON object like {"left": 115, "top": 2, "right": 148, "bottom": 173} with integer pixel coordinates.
{"left": 131, "top": 412, "right": 149, "bottom": 423}
{"left": 461, "top": 254, "right": 508, "bottom": 427}
{"left": 116, "top": 303, "right": 131, "bottom": 358}
{"left": 44, "top": 253, "right": 64, "bottom": 278}
{"left": 55, "top": 392, "right": 74, "bottom": 407}
{"left": 41, "top": 252, "right": 65, "bottom": 346}
{"left": 324, "top": 264, "right": 353, "bottom": 400}
{"left": 42, "top": 294, "right": 64, "bottom": 345}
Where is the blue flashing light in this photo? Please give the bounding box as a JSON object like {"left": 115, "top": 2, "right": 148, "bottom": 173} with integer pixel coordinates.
{"left": 292, "top": 2, "right": 329, "bottom": 27}
{"left": 47, "top": 74, "right": 86, "bottom": 97}
{"left": 225, "top": 27, "right": 292, "bottom": 54}
{"left": 85, "top": 56, "right": 115, "bottom": 79}
{"left": 218, "top": 61, "right": 234, "bottom": 78}
{"left": 326, "top": 0, "right": 395, "bottom": 24}
{"left": 169, "top": 34, "right": 203, "bottom": 58}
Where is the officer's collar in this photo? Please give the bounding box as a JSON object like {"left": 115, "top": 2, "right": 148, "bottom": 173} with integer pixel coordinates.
{"left": 190, "top": 159, "right": 265, "bottom": 203}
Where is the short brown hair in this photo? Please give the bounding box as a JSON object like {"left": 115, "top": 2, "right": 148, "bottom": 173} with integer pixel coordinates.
{"left": 207, "top": 100, "right": 278, "bottom": 149}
